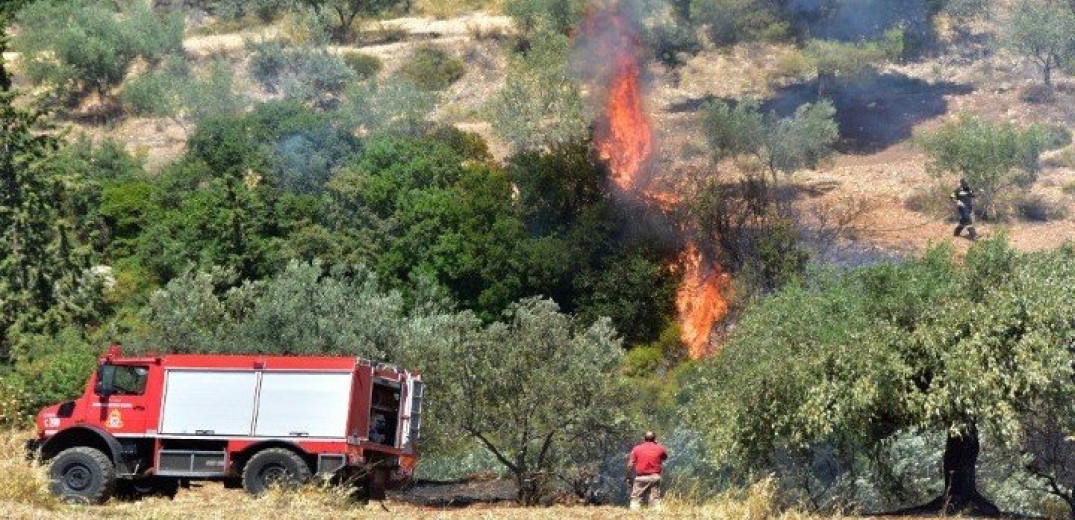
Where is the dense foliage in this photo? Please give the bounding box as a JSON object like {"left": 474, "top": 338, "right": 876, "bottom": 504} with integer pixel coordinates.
{"left": 12, "top": 0, "right": 183, "bottom": 103}
{"left": 919, "top": 115, "right": 1047, "bottom": 220}
{"left": 685, "top": 239, "right": 1075, "bottom": 514}
{"left": 1002, "top": 0, "right": 1075, "bottom": 87}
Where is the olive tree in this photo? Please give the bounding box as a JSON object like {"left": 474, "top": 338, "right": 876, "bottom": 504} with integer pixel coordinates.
{"left": 684, "top": 239, "right": 1075, "bottom": 516}
{"left": 1002, "top": 0, "right": 1075, "bottom": 87}
{"left": 12, "top": 0, "right": 183, "bottom": 103}
{"left": 489, "top": 31, "right": 587, "bottom": 153}
{"left": 919, "top": 114, "right": 1045, "bottom": 220}
{"left": 703, "top": 98, "right": 839, "bottom": 180}
{"left": 803, "top": 29, "right": 904, "bottom": 96}
{"left": 131, "top": 261, "right": 414, "bottom": 360}
{"left": 300, "top": 0, "right": 402, "bottom": 41}
{"left": 430, "top": 298, "right": 632, "bottom": 504}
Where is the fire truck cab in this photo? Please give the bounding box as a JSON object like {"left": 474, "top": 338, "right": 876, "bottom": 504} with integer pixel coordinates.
{"left": 28, "top": 345, "right": 423, "bottom": 504}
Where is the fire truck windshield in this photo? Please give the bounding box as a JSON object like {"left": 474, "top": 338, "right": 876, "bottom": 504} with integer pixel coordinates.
{"left": 98, "top": 365, "right": 149, "bottom": 396}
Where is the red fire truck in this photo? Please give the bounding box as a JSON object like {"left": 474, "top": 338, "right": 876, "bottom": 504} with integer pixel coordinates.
{"left": 27, "top": 344, "right": 423, "bottom": 503}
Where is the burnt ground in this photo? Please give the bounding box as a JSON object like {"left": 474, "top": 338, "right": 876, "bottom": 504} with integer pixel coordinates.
{"left": 388, "top": 478, "right": 517, "bottom": 508}
{"left": 762, "top": 73, "right": 974, "bottom": 154}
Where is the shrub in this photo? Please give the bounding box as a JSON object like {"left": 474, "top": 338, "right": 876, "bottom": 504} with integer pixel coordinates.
{"left": 302, "top": 0, "right": 405, "bottom": 43}
{"left": 1063, "top": 180, "right": 1075, "bottom": 195}
{"left": 398, "top": 46, "right": 466, "bottom": 91}
{"left": 702, "top": 98, "right": 838, "bottom": 176}
{"left": 691, "top": 0, "right": 790, "bottom": 47}
{"left": 1016, "top": 192, "right": 1069, "bottom": 222}
{"left": 123, "top": 57, "right": 246, "bottom": 121}
{"left": 503, "top": 0, "right": 587, "bottom": 38}
{"left": 3, "top": 328, "right": 98, "bottom": 425}
{"left": 489, "top": 31, "right": 587, "bottom": 152}
{"left": 919, "top": 114, "right": 1046, "bottom": 220}
{"left": 1020, "top": 84, "right": 1057, "bottom": 104}
{"left": 1039, "top": 123, "right": 1073, "bottom": 152}
{"left": 247, "top": 39, "right": 356, "bottom": 107}
{"left": 343, "top": 79, "right": 437, "bottom": 136}
{"left": 13, "top": 0, "right": 184, "bottom": 102}
{"left": 211, "top": 0, "right": 295, "bottom": 23}
{"left": 904, "top": 181, "right": 956, "bottom": 219}
{"left": 341, "top": 52, "right": 382, "bottom": 79}
{"left": 647, "top": 20, "right": 703, "bottom": 70}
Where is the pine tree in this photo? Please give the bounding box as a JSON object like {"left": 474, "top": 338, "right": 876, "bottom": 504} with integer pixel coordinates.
{"left": 0, "top": 91, "right": 102, "bottom": 359}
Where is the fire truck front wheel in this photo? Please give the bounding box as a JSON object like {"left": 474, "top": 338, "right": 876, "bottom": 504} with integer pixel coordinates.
{"left": 48, "top": 447, "right": 117, "bottom": 504}
{"left": 241, "top": 448, "right": 312, "bottom": 495}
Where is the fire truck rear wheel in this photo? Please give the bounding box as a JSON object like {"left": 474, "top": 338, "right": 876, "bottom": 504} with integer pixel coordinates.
{"left": 48, "top": 447, "right": 117, "bottom": 504}
{"left": 242, "top": 448, "right": 312, "bottom": 495}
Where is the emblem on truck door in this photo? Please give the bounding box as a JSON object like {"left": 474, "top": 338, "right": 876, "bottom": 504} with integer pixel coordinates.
{"left": 107, "top": 409, "right": 124, "bottom": 428}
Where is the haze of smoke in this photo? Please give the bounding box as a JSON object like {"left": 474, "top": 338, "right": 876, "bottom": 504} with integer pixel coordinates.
{"left": 788, "top": 0, "right": 930, "bottom": 41}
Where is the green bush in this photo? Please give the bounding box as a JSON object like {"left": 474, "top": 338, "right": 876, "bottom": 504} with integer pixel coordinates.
{"left": 13, "top": 0, "right": 183, "bottom": 102}
{"left": 647, "top": 20, "right": 703, "bottom": 70}
{"left": 1039, "top": 123, "right": 1073, "bottom": 152}
{"left": 3, "top": 328, "right": 98, "bottom": 425}
{"left": 1016, "top": 193, "right": 1069, "bottom": 222}
{"left": 488, "top": 31, "right": 586, "bottom": 152}
{"left": 211, "top": 0, "right": 295, "bottom": 23}
{"left": 919, "top": 114, "right": 1046, "bottom": 220}
{"left": 341, "top": 52, "right": 383, "bottom": 79}
{"left": 503, "top": 0, "right": 587, "bottom": 38}
{"left": 691, "top": 0, "right": 790, "bottom": 47}
{"left": 247, "top": 40, "right": 356, "bottom": 106}
{"left": 343, "top": 79, "right": 437, "bottom": 136}
{"left": 399, "top": 46, "right": 465, "bottom": 91}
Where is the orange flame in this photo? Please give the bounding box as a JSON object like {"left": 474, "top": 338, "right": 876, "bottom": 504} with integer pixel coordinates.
{"left": 596, "top": 54, "right": 652, "bottom": 191}
{"left": 582, "top": 2, "right": 726, "bottom": 358}
{"left": 676, "top": 244, "right": 730, "bottom": 359}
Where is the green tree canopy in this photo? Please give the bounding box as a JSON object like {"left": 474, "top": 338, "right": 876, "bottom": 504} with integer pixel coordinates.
{"left": 918, "top": 114, "right": 1046, "bottom": 219}
{"left": 429, "top": 297, "right": 631, "bottom": 504}
{"left": 703, "top": 98, "right": 839, "bottom": 178}
{"left": 685, "top": 238, "right": 1075, "bottom": 515}
{"left": 0, "top": 92, "right": 104, "bottom": 358}
{"left": 300, "top": 0, "right": 403, "bottom": 41}
{"left": 12, "top": 0, "right": 183, "bottom": 103}
{"left": 1002, "top": 0, "right": 1075, "bottom": 86}
{"left": 490, "top": 30, "right": 587, "bottom": 153}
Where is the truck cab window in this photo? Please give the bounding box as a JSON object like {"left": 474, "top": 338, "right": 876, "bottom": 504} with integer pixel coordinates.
{"left": 100, "top": 365, "right": 149, "bottom": 396}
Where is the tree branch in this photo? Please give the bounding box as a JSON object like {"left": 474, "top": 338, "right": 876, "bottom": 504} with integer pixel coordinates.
{"left": 465, "top": 426, "right": 519, "bottom": 474}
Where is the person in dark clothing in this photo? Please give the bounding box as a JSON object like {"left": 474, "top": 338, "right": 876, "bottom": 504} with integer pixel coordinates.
{"left": 951, "top": 178, "right": 978, "bottom": 240}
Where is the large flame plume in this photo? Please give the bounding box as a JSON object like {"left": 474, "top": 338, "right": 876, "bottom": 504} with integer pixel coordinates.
{"left": 578, "top": 2, "right": 727, "bottom": 359}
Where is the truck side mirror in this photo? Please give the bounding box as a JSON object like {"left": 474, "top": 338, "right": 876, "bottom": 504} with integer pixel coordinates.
{"left": 94, "top": 364, "right": 115, "bottom": 398}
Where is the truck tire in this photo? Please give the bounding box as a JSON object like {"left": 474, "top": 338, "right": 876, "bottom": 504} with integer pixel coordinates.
{"left": 242, "top": 448, "right": 311, "bottom": 495}
{"left": 48, "top": 447, "right": 117, "bottom": 504}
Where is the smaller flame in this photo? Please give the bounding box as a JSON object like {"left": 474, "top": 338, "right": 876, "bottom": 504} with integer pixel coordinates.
{"left": 676, "top": 243, "right": 730, "bottom": 359}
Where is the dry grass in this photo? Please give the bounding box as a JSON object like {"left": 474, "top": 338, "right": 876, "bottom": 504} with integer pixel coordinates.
{"left": 0, "top": 430, "right": 840, "bottom": 520}
{"left": 0, "top": 431, "right": 57, "bottom": 511}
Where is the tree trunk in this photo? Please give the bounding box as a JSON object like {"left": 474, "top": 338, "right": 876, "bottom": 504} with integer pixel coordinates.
{"left": 939, "top": 424, "right": 998, "bottom": 514}
{"left": 817, "top": 71, "right": 836, "bottom": 99}
{"left": 888, "top": 425, "right": 1001, "bottom": 517}
{"left": 514, "top": 470, "right": 540, "bottom": 506}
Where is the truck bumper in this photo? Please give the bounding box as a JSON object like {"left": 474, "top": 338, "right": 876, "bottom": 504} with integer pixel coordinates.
{"left": 24, "top": 439, "right": 41, "bottom": 461}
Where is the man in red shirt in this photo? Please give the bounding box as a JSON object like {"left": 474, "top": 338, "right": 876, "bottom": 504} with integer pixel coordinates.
{"left": 627, "top": 431, "right": 668, "bottom": 510}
